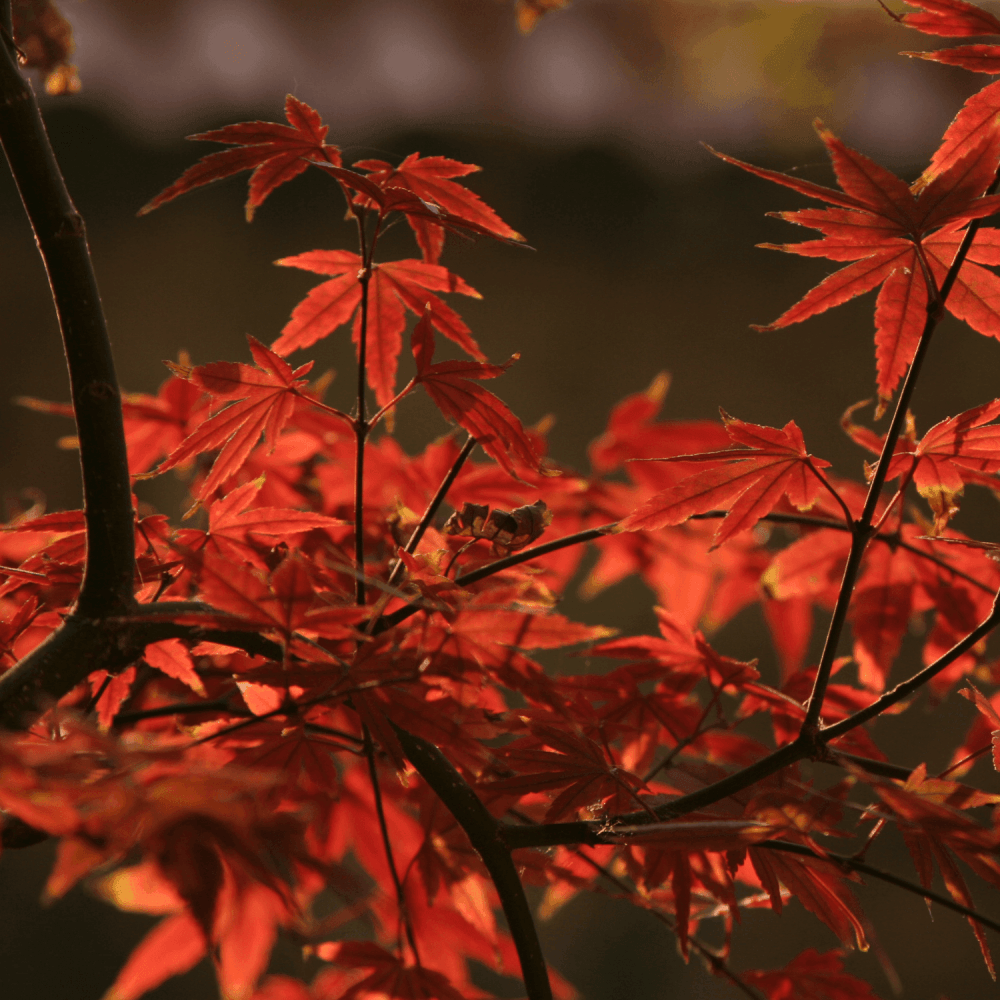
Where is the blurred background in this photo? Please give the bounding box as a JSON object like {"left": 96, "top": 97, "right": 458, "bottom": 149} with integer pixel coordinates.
{"left": 2, "top": 1, "right": 999, "bottom": 997}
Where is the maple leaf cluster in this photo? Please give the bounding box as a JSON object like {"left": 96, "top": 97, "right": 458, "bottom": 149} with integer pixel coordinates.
{"left": 9, "top": 4, "right": 1000, "bottom": 998}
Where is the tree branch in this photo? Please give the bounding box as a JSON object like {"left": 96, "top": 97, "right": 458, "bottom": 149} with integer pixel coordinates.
{"left": 821, "top": 587, "right": 1000, "bottom": 741}
{"left": 372, "top": 523, "right": 616, "bottom": 635}
{"left": 0, "top": 18, "right": 144, "bottom": 729}
{"left": 0, "top": 20, "right": 134, "bottom": 618}
{"left": 364, "top": 725, "right": 420, "bottom": 963}
{"left": 384, "top": 434, "right": 476, "bottom": 591}
{"left": 393, "top": 726, "right": 552, "bottom": 1000}
{"left": 759, "top": 840, "right": 1000, "bottom": 936}
{"left": 802, "top": 180, "right": 1000, "bottom": 730}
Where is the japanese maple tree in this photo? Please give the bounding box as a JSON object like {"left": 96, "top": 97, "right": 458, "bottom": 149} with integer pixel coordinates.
{"left": 5, "top": 1, "right": 1000, "bottom": 999}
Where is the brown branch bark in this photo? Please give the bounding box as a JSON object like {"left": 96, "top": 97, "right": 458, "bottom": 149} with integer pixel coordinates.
{"left": 393, "top": 726, "right": 553, "bottom": 1000}
{"left": 0, "top": 13, "right": 140, "bottom": 728}
{"left": 0, "top": 17, "right": 134, "bottom": 616}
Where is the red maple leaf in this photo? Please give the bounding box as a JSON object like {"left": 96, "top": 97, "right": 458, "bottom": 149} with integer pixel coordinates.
{"left": 742, "top": 948, "right": 881, "bottom": 1000}
{"left": 955, "top": 683, "right": 1000, "bottom": 774}
{"left": 847, "top": 529, "right": 930, "bottom": 691}
{"left": 899, "top": 0, "right": 1000, "bottom": 37}
{"left": 410, "top": 311, "right": 541, "bottom": 478}
{"left": 889, "top": 1, "right": 1000, "bottom": 186}
{"left": 139, "top": 95, "right": 342, "bottom": 221}
{"left": 354, "top": 153, "right": 523, "bottom": 265}
{"left": 894, "top": 397, "right": 1000, "bottom": 529}
{"left": 845, "top": 397, "right": 1000, "bottom": 531}
{"left": 313, "top": 941, "right": 470, "bottom": 1000}
{"left": 121, "top": 371, "right": 212, "bottom": 475}
{"left": 98, "top": 876, "right": 293, "bottom": 1000}
{"left": 195, "top": 476, "right": 347, "bottom": 570}
{"left": 150, "top": 338, "right": 314, "bottom": 504}
{"left": 588, "top": 606, "right": 760, "bottom": 692}
{"left": 712, "top": 121, "right": 1000, "bottom": 406}
{"left": 16, "top": 369, "right": 212, "bottom": 477}
{"left": 487, "top": 722, "right": 649, "bottom": 821}
{"left": 191, "top": 550, "right": 365, "bottom": 644}
{"left": 863, "top": 763, "right": 1000, "bottom": 976}
{"left": 586, "top": 371, "right": 730, "bottom": 474}
{"left": 271, "top": 250, "right": 483, "bottom": 408}
{"left": 896, "top": 0, "right": 1000, "bottom": 177}
{"left": 748, "top": 847, "right": 868, "bottom": 950}
{"left": 620, "top": 410, "right": 832, "bottom": 547}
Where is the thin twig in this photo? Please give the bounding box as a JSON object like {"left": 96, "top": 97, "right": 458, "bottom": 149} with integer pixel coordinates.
{"left": 827, "top": 750, "right": 916, "bottom": 782}
{"left": 364, "top": 724, "right": 421, "bottom": 964}
{"left": 372, "top": 523, "right": 616, "bottom": 635}
{"left": 803, "top": 176, "right": 1000, "bottom": 731}
{"left": 563, "top": 840, "right": 765, "bottom": 1000}
{"left": 385, "top": 433, "right": 476, "bottom": 591}
{"left": 701, "top": 509, "right": 995, "bottom": 594}
{"left": 455, "top": 524, "right": 617, "bottom": 586}
{"left": 114, "top": 698, "right": 240, "bottom": 725}
{"left": 759, "top": 840, "right": 1000, "bottom": 936}
{"left": 354, "top": 217, "right": 372, "bottom": 606}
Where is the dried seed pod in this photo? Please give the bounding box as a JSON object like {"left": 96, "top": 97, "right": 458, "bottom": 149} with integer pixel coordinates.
{"left": 443, "top": 500, "right": 551, "bottom": 555}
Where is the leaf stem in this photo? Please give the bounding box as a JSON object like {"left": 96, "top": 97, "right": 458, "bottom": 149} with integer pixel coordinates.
{"left": 804, "top": 459, "right": 853, "bottom": 527}
{"left": 367, "top": 379, "right": 417, "bottom": 430}
{"left": 303, "top": 395, "right": 355, "bottom": 429}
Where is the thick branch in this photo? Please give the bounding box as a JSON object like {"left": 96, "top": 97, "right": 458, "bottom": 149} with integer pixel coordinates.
{"left": 503, "top": 740, "right": 810, "bottom": 849}
{"left": 0, "top": 18, "right": 143, "bottom": 728}
{"left": 0, "top": 608, "right": 283, "bottom": 730}
{"left": 393, "top": 726, "right": 552, "bottom": 1000}
{"left": 0, "top": 22, "right": 134, "bottom": 618}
